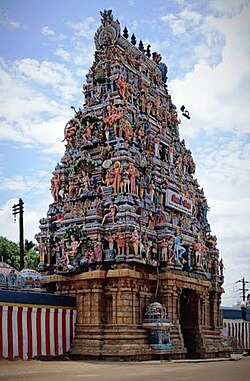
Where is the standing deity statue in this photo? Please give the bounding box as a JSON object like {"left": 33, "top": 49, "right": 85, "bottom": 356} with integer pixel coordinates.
{"left": 51, "top": 173, "right": 61, "bottom": 203}
{"left": 130, "top": 228, "right": 140, "bottom": 256}
{"left": 173, "top": 230, "right": 186, "bottom": 263}
{"left": 128, "top": 162, "right": 136, "bottom": 193}
{"left": 116, "top": 227, "right": 126, "bottom": 256}
{"left": 112, "top": 161, "right": 122, "bottom": 194}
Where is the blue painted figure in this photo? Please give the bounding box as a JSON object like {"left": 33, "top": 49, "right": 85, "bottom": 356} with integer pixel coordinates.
{"left": 174, "top": 230, "right": 186, "bottom": 262}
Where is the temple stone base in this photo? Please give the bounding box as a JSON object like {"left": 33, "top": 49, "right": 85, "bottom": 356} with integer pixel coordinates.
{"left": 44, "top": 265, "right": 231, "bottom": 360}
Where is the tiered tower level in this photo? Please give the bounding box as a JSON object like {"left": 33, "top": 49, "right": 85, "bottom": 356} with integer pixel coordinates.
{"left": 37, "top": 10, "right": 230, "bottom": 360}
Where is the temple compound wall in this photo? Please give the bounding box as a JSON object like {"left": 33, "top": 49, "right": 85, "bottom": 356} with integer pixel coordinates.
{"left": 38, "top": 10, "right": 231, "bottom": 360}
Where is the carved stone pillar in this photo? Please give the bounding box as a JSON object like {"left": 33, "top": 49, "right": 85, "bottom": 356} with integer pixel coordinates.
{"left": 209, "top": 292, "right": 217, "bottom": 328}
{"left": 204, "top": 293, "right": 210, "bottom": 327}
{"left": 173, "top": 290, "right": 179, "bottom": 323}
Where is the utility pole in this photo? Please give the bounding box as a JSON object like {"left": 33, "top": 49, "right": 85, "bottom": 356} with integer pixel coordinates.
{"left": 236, "top": 277, "right": 249, "bottom": 301}
{"left": 12, "top": 198, "right": 25, "bottom": 271}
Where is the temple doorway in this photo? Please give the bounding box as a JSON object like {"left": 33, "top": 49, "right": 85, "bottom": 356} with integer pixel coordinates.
{"left": 179, "top": 288, "right": 200, "bottom": 358}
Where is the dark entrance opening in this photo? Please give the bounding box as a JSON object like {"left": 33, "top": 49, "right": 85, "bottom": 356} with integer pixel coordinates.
{"left": 180, "top": 288, "right": 200, "bottom": 358}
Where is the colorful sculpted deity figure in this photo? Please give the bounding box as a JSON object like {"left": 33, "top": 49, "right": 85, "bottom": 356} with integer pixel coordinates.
{"left": 82, "top": 171, "right": 90, "bottom": 191}
{"left": 7, "top": 269, "right": 18, "bottom": 287}
{"left": 112, "top": 161, "right": 122, "bottom": 194}
{"left": 94, "top": 242, "right": 103, "bottom": 261}
{"left": 116, "top": 227, "right": 126, "bottom": 256}
{"left": 123, "top": 119, "right": 133, "bottom": 140}
{"left": 84, "top": 120, "right": 93, "bottom": 141}
{"left": 123, "top": 171, "right": 130, "bottom": 194}
{"left": 39, "top": 240, "right": 47, "bottom": 263}
{"left": 169, "top": 144, "right": 175, "bottom": 165}
{"left": 68, "top": 235, "right": 81, "bottom": 259}
{"left": 101, "top": 200, "right": 118, "bottom": 225}
{"left": 154, "top": 135, "right": 161, "bottom": 157}
{"left": 117, "top": 73, "right": 128, "bottom": 99}
{"left": 63, "top": 119, "right": 80, "bottom": 149}
{"left": 51, "top": 173, "right": 61, "bottom": 203}
{"left": 148, "top": 180, "right": 155, "bottom": 202}
{"left": 128, "top": 162, "right": 136, "bottom": 193}
{"left": 130, "top": 228, "right": 140, "bottom": 256}
{"left": 161, "top": 238, "right": 169, "bottom": 262}
{"left": 173, "top": 229, "right": 186, "bottom": 263}
{"left": 107, "top": 232, "right": 115, "bottom": 251}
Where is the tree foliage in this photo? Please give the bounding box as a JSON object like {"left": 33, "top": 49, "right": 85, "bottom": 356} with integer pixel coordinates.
{"left": 0, "top": 236, "right": 39, "bottom": 270}
{"left": 24, "top": 249, "right": 40, "bottom": 269}
{"left": 0, "top": 236, "right": 20, "bottom": 270}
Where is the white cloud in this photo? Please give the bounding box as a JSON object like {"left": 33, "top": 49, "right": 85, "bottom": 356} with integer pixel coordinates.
{"left": 209, "top": 0, "right": 249, "bottom": 16}
{"left": 0, "top": 174, "right": 49, "bottom": 194}
{"left": 40, "top": 26, "right": 55, "bottom": 36}
{"left": 179, "top": 9, "right": 202, "bottom": 25}
{"left": 9, "top": 20, "right": 21, "bottom": 28}
{"left": 169, "top": 5, "right": 250, "bottom": 136}
{"left": 189, "top": 133, "right": 250, "bottom": 306}
{"left": 160, "top": 13, "right": 186, "bottom": 35}
{"left": 195, "top": 136, "right": 250, "bottom": 199}
{"left": 55, "top": 47, "right": 71, "bottom": 62}
{"left": 13, "top": 58, "right": 79, "bottom": 100}
{"left": 0, "top": 59, "right": 75, "bottom": 153}
{"left": 0, "top": 10, "right": 21, "bottom": 29}
{"left": 66, "top": 17, "right": 98, "bottom": 40}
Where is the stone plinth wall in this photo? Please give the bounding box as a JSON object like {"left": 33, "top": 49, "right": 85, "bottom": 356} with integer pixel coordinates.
{"left": 43, "top": 266, "right": 231, "bottom": 360}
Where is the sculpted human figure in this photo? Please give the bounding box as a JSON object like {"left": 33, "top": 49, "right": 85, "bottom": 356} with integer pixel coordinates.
{"left": 85, "top": 120, "right": 93, "bottom": 140}
{"left": 117, "top": 74, "right": 128, "bottom": 99}
{"left": 148, "top": 180, "right": 155, "bottom": 202}
{"left": 39, "top": 240, "right": 47, "bottom": 263}
{"left": 94, "top": 242, "right": 103, "bottom": 261}
{"left": 116, "top": 227, "right": 126, "bottom": 256}
{"left": 68, "top": 180, "right": 75, "bottom": 198}
{"left": 63, "top": 118, "right": 80, "bottom": 149}
{"left": 107, "top": 232, "right": 115, "bottom": 251}
{"left": 193, "top": 241, "right": 202, "bottom": 267}
{"left": 174, "top": 229, "right": 186, "bottom": 263}
{"left": 101, "top": 199, "right": 118, "bottom": 225}
{"left": 167, "top": 237, "right": 175, "bottom": 263}
{"left": 128, "top": 162, "right": 136, "bottom": 193}
{"left": 169, "top": 144, "right": 175, "bottom": 165}
{"left": 123, "top": 171, "right": 130, "bottom": 194}
{"left": 51, "top": 173, "right": 61, "bottom": 203}
{"left": 69, "top": 235, "right": 80, "bottom": 257}
{"left": 123, "top": 119, "right": 133, "bottom": 140}
{"left": 112, "top": 161, "right": 122, "bottom": 194}
{"left": 82, "top": 171, "right": 90, "bottom": 191}
{"left": 161, "top": 238, "right": 168, "bottom": 262}
{"left": 154, "top": 135, "right": 161, "bottom": 157}
{"left": 130, "top": 228, "right": 140, "bottom": 256}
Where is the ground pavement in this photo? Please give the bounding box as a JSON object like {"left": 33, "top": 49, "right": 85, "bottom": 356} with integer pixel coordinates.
{"left": 0, "top": 356, "right": 249, "bottom": 381}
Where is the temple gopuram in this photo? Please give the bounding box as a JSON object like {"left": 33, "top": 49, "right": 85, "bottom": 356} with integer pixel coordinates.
{"left": 36, "top": 10, "right": 231, "bottom": 360}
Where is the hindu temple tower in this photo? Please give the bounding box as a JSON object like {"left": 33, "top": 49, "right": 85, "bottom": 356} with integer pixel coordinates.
{"left": 36, "top": 10, "right": 230, "bottom": 359}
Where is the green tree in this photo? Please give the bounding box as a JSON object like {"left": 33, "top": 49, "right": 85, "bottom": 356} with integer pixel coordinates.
{"left": 25, "top": 239, "right": 35, "bottom": 253}
{"left": 0, "top": 236, "right": 39, "bottom": 270}
{"left": 0, "top": 236, "right": 20, "bottom": 270}
{"left": 24, "top": 248, "right": 40, "bottom": 269}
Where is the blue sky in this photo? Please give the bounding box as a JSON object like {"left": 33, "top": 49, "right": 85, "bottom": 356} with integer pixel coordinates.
{"left": 0, "top": 0, "right": 249, "bottom": 306}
